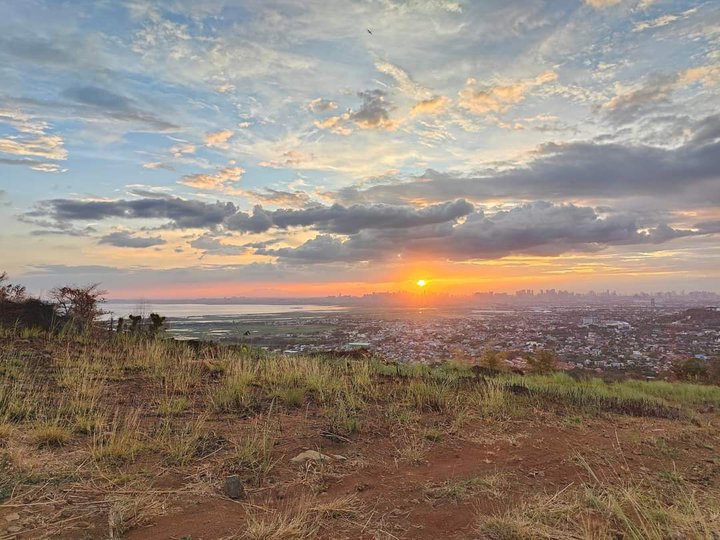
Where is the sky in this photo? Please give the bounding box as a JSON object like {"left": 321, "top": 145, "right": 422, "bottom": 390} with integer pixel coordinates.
{"left": 0, "top": 0, "right": 719, "bottom": 298}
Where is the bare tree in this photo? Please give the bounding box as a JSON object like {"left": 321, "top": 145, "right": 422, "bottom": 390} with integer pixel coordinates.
{"left": 50, "top": 283, "right": 107, "bottom": 328}
{"left": 0, "top": 272, "right": 27, "bottom": 302}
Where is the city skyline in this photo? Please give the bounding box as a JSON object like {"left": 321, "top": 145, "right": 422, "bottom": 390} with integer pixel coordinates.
{"left": 1, "top": 0, "right": 719, "bottom": 297}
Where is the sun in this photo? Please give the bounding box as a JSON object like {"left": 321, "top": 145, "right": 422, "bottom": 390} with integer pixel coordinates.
{"left": 416, "top": 279, "right": 427, "bottom": 287}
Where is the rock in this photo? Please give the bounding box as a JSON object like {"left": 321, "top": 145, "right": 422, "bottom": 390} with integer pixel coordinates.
{"left": 224, "top": 475, "right": 245, "bottom": 500}
{"left": 7, "top": 525, "right": 22, "bottom": 533}
{"left": 290, "top": 450, "right": 333, "bottom": 464}
{"left": 4, "top": 514, "right": 20, "bottom": 522}
{"left": 332, "top": 454, "right": 347, "bottom": 461}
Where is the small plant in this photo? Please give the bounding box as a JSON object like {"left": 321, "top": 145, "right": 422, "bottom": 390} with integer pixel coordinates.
{"left": 32, "top": 422, "right": 72, "bottom": 448}
{"left": 425, "top": 473, "right": 506, "bottom": 502}
{"left": 423, "top": 427, "right": 444, "bottom": 442}
{"left": 232, "top": 413, "right": 278, "bottom": 485}
{"left": 92, "top": 409, "right": 143, "bottom": 466}
{"left": 160, "top": 416, "right": 206, "bottom": 466}
{"left": 325, "top": 397, "right": 361, "bottom": 435}
{"left": 271, "top": 386, "right": 306, "bottom": 408}
{"left": 394, "top": 431, "right": 429, "bottom": 466}
{"left": 157, "top": 395, "right": 189, "bottom": 416}
{"left": 108, "top": 494, "right": 162, "bottom": 539}
{"left": 474, "top": 378, "right": 508, "bottom": 419}
{"left": 406, "top": 379, "right": 451, "bottom": 412}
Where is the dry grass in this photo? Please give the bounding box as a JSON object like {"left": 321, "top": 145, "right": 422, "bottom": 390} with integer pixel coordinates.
{"left": 475, "top": 458, "right": 720, "bottom": 540}
{"left": 108, "top": 493, "right": 165, "bottom": 539}
{"left": 92, "top": 408, "right": 144, "bottom": 466}
{"left": 31, "top": 422, "right": 72, "bottom": 448}
{"left": 231, "top": 412, "right": 279, "bottom": 485}
{"left": 238, "top": 495, "right": 362, "bottom": 540}
{"left": 425, "top": 472, "right": 507, "bottom": 502}
{"left": 394, "top": 430, "right": 430, "bottom": 466}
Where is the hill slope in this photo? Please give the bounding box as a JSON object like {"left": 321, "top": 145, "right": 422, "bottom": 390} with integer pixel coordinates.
{"left": 1, "top": 330, "right": 719, "bottom": 539}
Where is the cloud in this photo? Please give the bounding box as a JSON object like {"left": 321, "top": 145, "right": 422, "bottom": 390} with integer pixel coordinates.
{"left": 314, "top": 113, "right": 353, "bottom": 135}
{"left": 0, "top": 134, "right": 66, "bottom": 160}
{"left": 99, "top": 231, "right": 167, "bottom": 248}
{"left": 602, "top": 74, "right": 677, "bottom": 124}
{"left": 380, "top": 0, "right": 463, "bottom": 13}
{"left": 351, "top": 90, "right": 396, "bottom": 130}
{"left": 411, "top": 96, "right": 449, "bottom": 116}
{"left": 679, "top": 65, "right": 720, "bottom": 88}
{"left": 458, "top": 71, "right": 557, "bottom": 115}
{"left": 179, "top": 166, "right": 244, "bottom": 191}
{"left": 257, "top": 202, "right": 700, "bottom": 264}
{"left": 0, "top": 157, "right": 65, "bottom": 172}
{"left": 263, "top": 199, "right": 474, "bottom": 234}
{"left": 189, "top": 233, "right": 246, "bottom": 256}
{"left": 61, "top": 85, "right": 178, "bottom": 131}
{"left": 307, "top": 98, "right": 338, "bottom": 113}
{"left": 375, "top": 62, "right": 432, "bottom": 101}
{"left": 25, "top": 194, "right": 475, "bottom": 237}
{"left": 170, "top": 143, "right": 196, "bottom": 157}
{"left": 0, "top": 109, "right": 67, "bottom": 171}
{"left": 603, "top": 66, "right": 719, "bottom": 125}
{"left": 25, "top": 196, "right": 238, "bottom": 230}
{"left": 142, "top": 161, "right": 175, "bottom": 171}
{"left": 258, "top": 150, "right": 312, "bottom": 169}
{"left": 248, "top": 188, "right": 313, "bottom": 207}
{"left": 223, "top": 199, "right": 475, "bottom": 234}
{"left": 314, "top": 90, "right": 397, "bottom": 135}
{"left": 584, "top": 0, "right": 623, "bottom": 8}
{"left": 633, "top": 7, "right": 697, "bottom": 32}
{"left": 204, "top": 129, "right": 234, "bottom": 147}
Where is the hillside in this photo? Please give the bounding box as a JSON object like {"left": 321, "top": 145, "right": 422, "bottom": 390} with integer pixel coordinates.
{"left": 1, "top": 329, "right": 719, "bottom": 539}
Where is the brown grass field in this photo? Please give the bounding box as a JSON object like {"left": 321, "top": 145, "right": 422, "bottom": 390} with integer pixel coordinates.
{"left": 1, "top": 327, "right": 719, "bottom": 539}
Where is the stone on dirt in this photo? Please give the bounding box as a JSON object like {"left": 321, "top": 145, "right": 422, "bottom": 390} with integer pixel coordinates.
{"left": 290, "top": 450, "right": 334, "bottom": 464}
{"left": 224, "top": 475, "right": 245, "bottom": 500}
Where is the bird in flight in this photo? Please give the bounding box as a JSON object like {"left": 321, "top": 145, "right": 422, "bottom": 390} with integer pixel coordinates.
{"left": 367, "top": 28, "right": 372, "bottom": 35}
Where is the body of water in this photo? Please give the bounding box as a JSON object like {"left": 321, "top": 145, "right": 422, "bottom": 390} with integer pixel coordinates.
{"left": 104, "top": 303, "right": 346, "bottom": 318}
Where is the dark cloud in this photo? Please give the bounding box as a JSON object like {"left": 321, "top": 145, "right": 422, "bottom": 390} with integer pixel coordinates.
{"left": 258, "top": 202, "right": 701, "bottom": 263}
{"left": 351, "top": 90, "right": 394, "bottom": 129}
{"left": 24, "top": 197, "right": 238, "bottom": 229}
{"left": 694, "top": 220, "right": 720, "bottom": 234}
{"left": 98, "top": 231, "right": 166, "bottom": 248}
{"left": 264, "top": 199, "right": 474, "bottom": 234}
{"left": 26, "top": 197, "right": 475, "bottom": 236}
{"left": 336, "top": 113, "right": 720, "bottom": 206}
